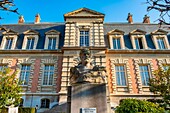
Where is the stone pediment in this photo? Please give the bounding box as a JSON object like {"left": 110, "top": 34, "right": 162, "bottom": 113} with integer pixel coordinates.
{"left": 130, "top": 29, "right": 146, "bottom": 35}
{"left": 23, "top": 29, "right": 39, "bottom": 35}
{"left": 2, "top": 29, "right": 18, "bottom": 35}
{"left": 64, "top": 7, "right": 104, "bottom": 19}
{"left": 45, "top": 29, "right": 60, "bottom": 35}
{"left": 108, "top": 29, "right": 124, "bottom": 35}
{"left": 151, "top": 29, "right": 168, "bottom": 35}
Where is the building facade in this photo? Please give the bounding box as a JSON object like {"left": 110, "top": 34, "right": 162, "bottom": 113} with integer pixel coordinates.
{"left": 0, "top": 8, "right": 170, "bottom": 113}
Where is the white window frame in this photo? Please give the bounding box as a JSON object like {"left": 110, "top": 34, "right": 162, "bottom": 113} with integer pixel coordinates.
{"left": 139, "top": 65, "right": 151, "bottom": 86}
{"left": 26, "top": 37, "right": 35, "bottom": 49}
{"left": 109, "top": 35, "right": 125, "bottom": 49}
{"left": 79, "top": 30, "right": 89, "bottom": 47}
{"left": 44, "top": 35, "right": 59, "bottom": 49}
{"left": 131, "top": 35, "right": 148, "bottom": 49}
{"left": 22, "top": 35, "right": 38, "bottom": 49}
{"left": 115, "top": 65, "right": 127, "bottom": 86}
{"left": 152, "top": 35, "right": 169, "bottom": 50}
{"left": 42, "top": 64, "right": 54, "bottom": 86}
{"left": 19, "top": 65, "right": 31, "bottom": 85}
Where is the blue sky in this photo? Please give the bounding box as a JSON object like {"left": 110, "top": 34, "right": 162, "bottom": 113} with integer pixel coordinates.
{"left": 0, "top": 0, "right": 160, "bottom": 24}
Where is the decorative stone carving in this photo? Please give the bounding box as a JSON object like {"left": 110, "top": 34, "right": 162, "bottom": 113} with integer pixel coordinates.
{"left": 70, "top": 48, "right": 107, "bottom": 84}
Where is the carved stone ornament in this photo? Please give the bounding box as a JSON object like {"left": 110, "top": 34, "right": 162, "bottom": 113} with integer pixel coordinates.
{"left": 70, "top": 48, "right": 107, "bottom": 84}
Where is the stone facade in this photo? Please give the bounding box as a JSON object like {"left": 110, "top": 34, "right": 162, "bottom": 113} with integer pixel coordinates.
{"left": 0, "top": 8, "right": 170, "bottom": 113}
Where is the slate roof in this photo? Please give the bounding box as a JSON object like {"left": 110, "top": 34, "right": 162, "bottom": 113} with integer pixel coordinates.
{"left": 0, "top": 23, "right": 65, "bottom": 49}
{"left": 0, "top": 23, "right": 170, "bottom": 50}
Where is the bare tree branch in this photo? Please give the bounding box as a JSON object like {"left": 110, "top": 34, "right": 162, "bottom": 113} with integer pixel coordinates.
{"left": 146, "top": 0, "right": 170, "bottom": 24}
{"left": 0, "top": 0, "right": 19, "bottom": 19}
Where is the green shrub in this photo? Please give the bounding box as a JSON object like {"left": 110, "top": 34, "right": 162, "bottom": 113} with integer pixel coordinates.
{"left": 18, "top": 107, "right": 36, "bottom": 113}
{"left": 115, "top": 99, "right": 165, "bottom": 113}
{"left": 0, "top": 108, "right": 8, "bottom": 113}
{"left": 0, "top": 107, "right": 36, "bottom": 113}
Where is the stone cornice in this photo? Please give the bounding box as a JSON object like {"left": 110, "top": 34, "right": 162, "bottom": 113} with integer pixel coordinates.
{"left": 62, "top": 46, "right": 107, "bottom": 51}
{"left": 0, "top": 50, "right": 63, "bottom": 54}
{"left": 106, "top": 49, "right": 170, "bottom": 54}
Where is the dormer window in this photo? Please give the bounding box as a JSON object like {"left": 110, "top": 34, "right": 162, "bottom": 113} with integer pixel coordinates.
{"left": 1, "top": 29, "right": 18, "bottom": 50}
{"left": 22, "top": 30, "right": 39, "bottom": 50}
{"left": 108, "top": 29, "right": 125, "bottom": 49}
{"left": 157, "top": 37, "right": 165, "bottom": 49}
{"left": 26, "top": 37, "right": 34, "bottom": 49}
{"left": 130, "top": 29, "right": 147, "bottom": 49}
{"left": 80, "top": 30, "right": 89, "bottom": 46}
{"left": 135, "top": 37, "right": 143, "bottom": 49}
{"left": 45, "top": 30, "right": 60, "bottom": 50}
{"left": 5, "top": 37, "right": 13, "bottom": 49}
{"left": 151, "top": 29, "right": 169, "bottom": 50}
{"left": 48, "top": 37, "right": 56, "bottom": 50}
{"left": 112, "top": 38, "right": 121, "bottom": 49}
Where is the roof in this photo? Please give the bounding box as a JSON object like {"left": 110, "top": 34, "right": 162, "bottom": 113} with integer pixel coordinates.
{"left": 0, "top": 22, "right": 170, "bottom": 50}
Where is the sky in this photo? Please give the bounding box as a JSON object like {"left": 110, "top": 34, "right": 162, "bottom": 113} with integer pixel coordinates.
{"left": 0, "top": 0, "right": 161, "bottom": 24}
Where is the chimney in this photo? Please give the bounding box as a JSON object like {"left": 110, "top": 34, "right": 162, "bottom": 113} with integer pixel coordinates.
{"left": 143, "top": 15, "right": 150, "bottom": 24}
{"left": 18, "top": 15, "right": 24, "bottom": 24}
{"left": 127, "top": 13, "right": 133, "bottom": 24}
{"left": 35, "top": 14, "right": 41, "bottom": 24}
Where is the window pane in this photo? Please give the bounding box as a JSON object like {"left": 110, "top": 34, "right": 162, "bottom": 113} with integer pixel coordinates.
{"left": 19, "top": 65, "right": 31, "bottom": 85}
{"left": 5, "top": 38, "right": 13, "bottom": 49}
{"left": 139, "top": 65, "right": 150, "bottom": 86}
{"left": 80, "top": 30, "right": 89, "bottom": 46}
{"left": 26, "top": 38, "right": 34, "bottom": 49}
{"left": 48, "top": 38, "right": 56, "bottom": 50}
{"left": 43, "top": 65, "right": 54, "bottom": 85}
{"left": 157, "top": 38, "right": 165, "bottom": 49}
{"left": 115, "top": 65, "right": 126, "bottom": 86}
{"left": 113, "top": 38, "right": 121, "bottom": 49}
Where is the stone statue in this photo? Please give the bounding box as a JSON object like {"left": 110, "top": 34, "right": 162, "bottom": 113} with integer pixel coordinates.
{"left": 70, "top": 48, "right": 107, "bottom": 84}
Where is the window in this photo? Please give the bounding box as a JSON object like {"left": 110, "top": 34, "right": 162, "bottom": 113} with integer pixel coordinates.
{"left": 43, "top": 65, "right": 54, "bottom": 85}
{"left": 5, "top": 38, "right": 13, "bottom": 49}
{"left": 135, "top": 38, "right": 143, "bottom": 49}
{"left": 115, "top": 65, "right": 127, "bottom": 86}
{"left": 19, "top": 65, "right": 31, "bottom": 85}
{"left": 41, "top": 99, "right": 50, "bottom": 108}
{"left": 112, "top": 38, "right": 121, "bottom": 49}
{"left": 139, "top": 65, "right": 150, "bottom": 86}
{"left": 157, "top": 38, "right": 165, "bottom": 49}
{"left": 80, "top": 30, "right": 89, "bottom": 46}
{"left": 48, "top": 37, "right": 56, "bottom": 50}
{"left": 0, "top": 65, "right": 7, "bottom": 71}
{"left": 163, "top": 64, "right": 170, "bottom": 71}
{"left": 26, "top": 38, "right": 34, "bottom": 49}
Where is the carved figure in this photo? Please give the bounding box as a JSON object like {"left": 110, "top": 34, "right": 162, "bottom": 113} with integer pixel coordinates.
{"left": 70, "top": 48, "right": 107, "bottom": 84}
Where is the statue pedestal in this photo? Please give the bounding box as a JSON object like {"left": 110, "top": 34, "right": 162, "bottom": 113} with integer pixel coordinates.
{"left": 70, "top": 83, "right": 107, "bottom": 113}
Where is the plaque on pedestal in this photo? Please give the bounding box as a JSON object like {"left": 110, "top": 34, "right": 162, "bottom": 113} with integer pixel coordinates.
{"left": 80, "top": 108, "right": 96, "bottom": 113}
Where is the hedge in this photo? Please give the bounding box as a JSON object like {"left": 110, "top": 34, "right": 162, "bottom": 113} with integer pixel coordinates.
{"left": 0, "top": 107, "right": 36, "bottom": 113}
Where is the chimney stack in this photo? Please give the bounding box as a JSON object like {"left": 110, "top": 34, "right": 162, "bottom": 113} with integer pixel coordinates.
{"left": 143, "top": 15, "right": 150, "bottom": 24}
{"left": 127, "top": 13, "right": 133, "bottom": 24}
{"left": 35, "top": 14, "right": 41, "bottom": 24}
{"left": 18, "top": 15, "right": 24, "bottom": 24}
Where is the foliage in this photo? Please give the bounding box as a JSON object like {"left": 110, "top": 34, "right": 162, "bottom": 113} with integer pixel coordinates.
{"left": 0, "top": 107, "right": 36, "bottom": 113}
{"left": 0, "top": 0, "right": 19, "bottom": 19}
{"left": 115, "top": 99, "right": 165, "bottom": 113}
{"left": 146, "top": 0, "right": 170, "bottom": 24}
{"left": 149, "top": 66, "right": 170, "bottom": 109}
{"left": 18, "top": 107, "right": 36, "bottom": 113}
{"left": 0, "top": 68, "right": 22, "bottom": 108}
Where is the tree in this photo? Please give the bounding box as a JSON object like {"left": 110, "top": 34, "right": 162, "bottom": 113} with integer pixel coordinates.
{"left": 0, "top": 67, "right": 22, "bottom": 108}
{"left": 0, "top": 0, "right": 19, "bottom": 19}
{"left": 149, "top": 66, "right": 170, "bottom": 109}
{"left": 146, "top": 0, "right": 170, "bottom": 24}
{"left": 115, "top": 99, "right": 165, "bottom": 113}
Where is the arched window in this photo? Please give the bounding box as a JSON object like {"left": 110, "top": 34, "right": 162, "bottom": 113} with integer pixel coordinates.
{"left": 41, "top": 99, "right": 50, "bottom": 108}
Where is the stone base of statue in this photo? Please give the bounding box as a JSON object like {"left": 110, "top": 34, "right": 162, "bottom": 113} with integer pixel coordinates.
{"left": 70, "top": 83, "right": 107, "bottom": 113}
